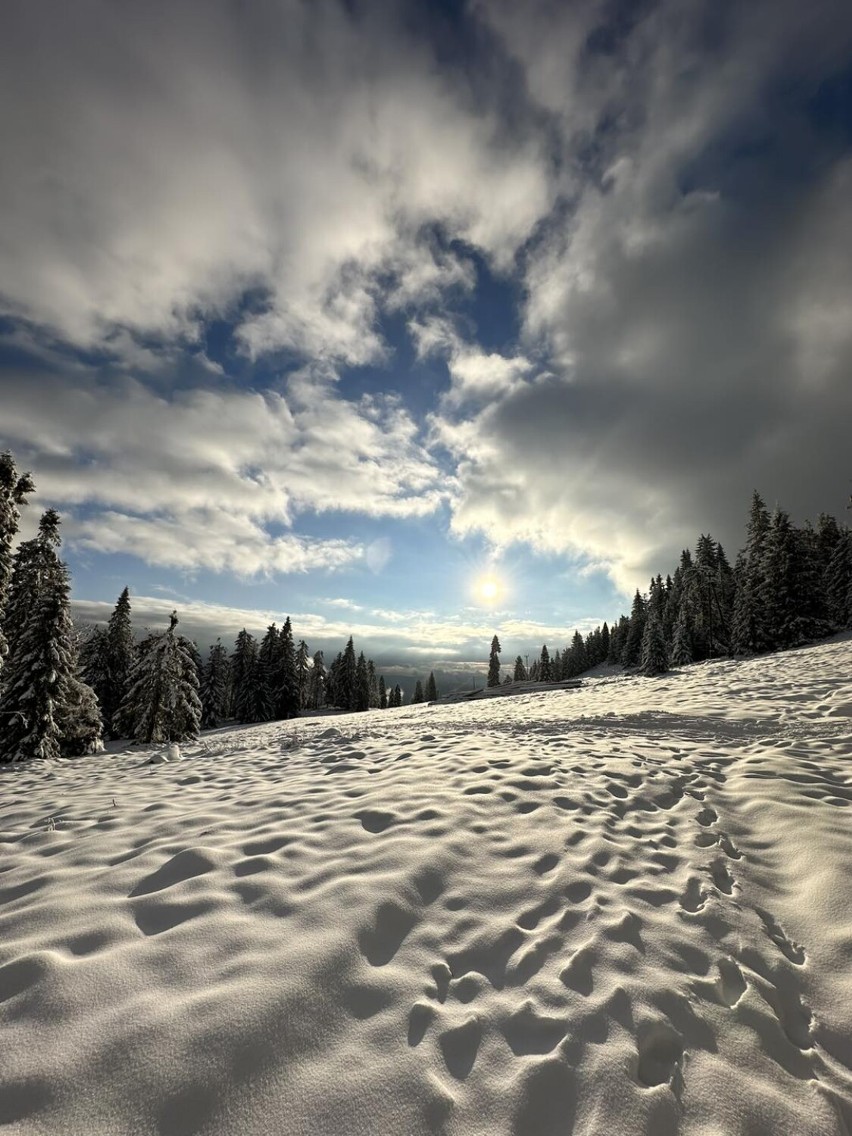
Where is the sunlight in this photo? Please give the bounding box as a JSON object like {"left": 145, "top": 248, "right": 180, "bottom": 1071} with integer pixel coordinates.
{"left": 474, "top": 573, "right": 501, "bottom": 606}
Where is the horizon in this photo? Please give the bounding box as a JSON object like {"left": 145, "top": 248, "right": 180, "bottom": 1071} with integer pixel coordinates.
{"left": 2, "top": 0, "right": 851, "bottom": 680}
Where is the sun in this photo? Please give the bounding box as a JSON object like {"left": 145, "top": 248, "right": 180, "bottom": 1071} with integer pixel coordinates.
{"left": 475, "top": 573, "right": 501, "bottom": 605}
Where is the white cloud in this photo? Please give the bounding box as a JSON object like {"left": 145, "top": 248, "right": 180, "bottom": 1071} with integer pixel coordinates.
{"left": 1, "top": 368, "right": 444, "bottom": 574}
{"left": 0, "top": 1, "right": 554, "bottom": 365}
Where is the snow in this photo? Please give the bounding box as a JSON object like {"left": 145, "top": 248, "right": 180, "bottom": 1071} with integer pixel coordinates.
{"left": 1, "top": 634, "right": 851, "bottom": 1134}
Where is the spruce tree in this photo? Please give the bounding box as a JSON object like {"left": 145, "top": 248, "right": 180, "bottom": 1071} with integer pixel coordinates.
{"left": 79, "top": 627, "right": 111, "bottom": 715}
{"left": 426, "top": 671, "right": 438, "bottom": 701}
{"left": 412, "top": 679, "right": 424, "bottom": 704}
{"left": 378, "top": 675, "right": 387, "bottom": 709}
{"left": 104, "top": 587, "right": 135, "bottom": 734}
{"left": 0, "top": 511, "right": 100, "bottom": 761}
{"left": 275, "top": 617, "right": 299, "bottom": 719}
{"left": 355, "top": 651, "right": 370, "bottom": 712}
{"left": 230, "top": 629, "right": 261, "bottom": 723}
{"left": 759, "top": 507, "right": 798, "bottom": 650}
{"left": 339, "top": 636, "right": 358, "bottom": 710}
{"left": 296, "top": 640, "right": 311, "bottom": 711}
{"left": 0, "top": 451, "right": 35, "bottom": 680}
{"left": 539, "top": 644, "right": 552, "bottom": 681}
{"left": 513, "top": 656, "right": 527, "bottom": 682}
{"left": 621, "top": 591, "right": 647, "bottom": 667}
{"left": 826, "top": 529, "right": 852, "bottom": 628}
{"left": 670, "top": 602, "right": 694, "bottom": 666}
{"left": 367, "top": 659, "right": 378, "bottom": 709}
{"left": 308, "top": 651, "right": 326, "bottom": 709}
{"left": 201, "top": 640, "right": 230, "bottom": 729}
{"left": 487, "top": 635, "right": 501, "bottom": 687}
{"left": 116, "top": 612, "right": 201, "bottom": 743}
{"left": 570, "top": 629, "right": 587, "bottom": 675}
{"left": 257, "top": 624, "right": 281, "bottom": 721}
{"left": 641, "top": 609, "right": 668, "bottom": 676}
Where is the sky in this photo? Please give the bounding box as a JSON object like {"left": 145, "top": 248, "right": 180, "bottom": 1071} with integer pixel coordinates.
{"left": 1, "top": 0, "right": 851, "bottom": 689}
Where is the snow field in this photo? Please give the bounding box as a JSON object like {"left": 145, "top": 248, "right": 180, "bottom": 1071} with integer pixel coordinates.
{"left": 0, "top": 635, "right": 851, "bottom": 1135}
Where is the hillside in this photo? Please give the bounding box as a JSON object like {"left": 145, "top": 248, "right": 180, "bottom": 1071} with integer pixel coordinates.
{"left": 1, "top": 635, "right": 851, "bottom": 1135}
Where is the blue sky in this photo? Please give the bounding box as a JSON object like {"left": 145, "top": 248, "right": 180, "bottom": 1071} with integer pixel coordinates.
{"left": 1, "top": 0, "right": 851, "bottom": 686}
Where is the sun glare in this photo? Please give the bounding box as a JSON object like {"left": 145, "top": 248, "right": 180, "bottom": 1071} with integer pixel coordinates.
{"left": 476, "top": 574, "right": 501, "bottom": 605}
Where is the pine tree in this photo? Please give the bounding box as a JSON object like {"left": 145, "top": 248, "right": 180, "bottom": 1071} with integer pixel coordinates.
{"left": 296, "top": 640, "right": 311, "bottom": 711}
{"left": 230, "top": 629, "right": 260, "bottom": 723}
{"left": 0, "top": 451, "right": 35, "bottom": 680}
{"left": 670, "top": 602, "right": 694, "bottom": 666}
{"left": 621, "top": 591, "right": 646, "bottom": 667}
{"left": 513, "top": 656, "right": 527, "bottom": 682}
{"left": 201, "top": 640, "right": 230, "bottom": 729}
{"left": 275, "top": 617, "right": 299, "bottom": 719}
{"left": 0, "top": 511, "right": 100, "bottom": 761}
{"left": 367, "top": 659, "right": 379, "bottom": 708}
{"left": 257, "top": 624, "right": 281, "bottom": 721}
{"left": 539, "top": 644, "right": 552, "bottom": 681}
{"left": 339, "top": 636, "right": 358, "bottom": 710}
{"left": 487, "top": 635, "right": 501, "bottom": 687}
{"left": 760, "top": 507, "right": 798, "bottom": 650}
{"left": 412, "top": 679, "right": 424, "bottom": 704}
{"left": 826, "top": 529, "right": 852, "bottom": 628}
{"left": 308, "top": 651, "right": 326, "bottom": 709}
{"left": 378, "top": 675, "right": 387, "bottom": 709}
{"left": 426, "top": 671, "right": 438, "bottom": 701}
{"left": 101, "top": 587, "right": 136, "bottom": 734}
{"left": 116, "top": 612, "right": 201, "bottom": 743}
{"left": 641, "top": 609, "right": 668, "bottom": 676}
{"left": 79, "top": 626, "right": 111, "bottom": 716}
{"left": 570, "top": 629, "right": 587, "bottom": 675}
{"left": 355, "top": 652, "right": 370, "bottom": 712}
{"left": 600, "top": 621, "right": 610, "bottom": 662}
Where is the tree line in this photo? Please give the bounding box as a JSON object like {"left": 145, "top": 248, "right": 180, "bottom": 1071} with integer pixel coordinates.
{"left": 0, "top": 451, "right": 440, "bottom": 762}
{"left": 488, "top": 490, "right": 852, "bottom": 683}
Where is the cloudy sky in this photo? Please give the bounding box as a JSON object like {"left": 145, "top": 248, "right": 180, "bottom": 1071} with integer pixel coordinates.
{"left": 2, "top": 0, "right": 851, "bottom": 682}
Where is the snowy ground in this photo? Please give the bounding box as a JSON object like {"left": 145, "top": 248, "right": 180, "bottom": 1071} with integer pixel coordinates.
{"left": 1, "top": 636, "right": 851, "bottom": 1135}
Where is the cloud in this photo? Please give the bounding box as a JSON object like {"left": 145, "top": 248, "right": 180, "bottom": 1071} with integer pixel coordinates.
{"left": 0, "top": 0, "right": 553, "bottom": 365}
{"left": 2, "top": 0, "right": 851, "bottom": 605}
{"left": 0, "top": 368, "right": 443, "bottom": 574}
{"left": 430, "top": 0, "right": 852, "bottom": 590}
{"left": 71, "top": 593, "right": 598, "bottom": 665}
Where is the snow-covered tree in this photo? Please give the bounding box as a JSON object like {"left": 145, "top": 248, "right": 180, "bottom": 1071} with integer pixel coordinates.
{"left": 826, "top": 529, "right": 852, "bottom": 628}
{"left": 201, "top": 639, "right": 230, "bottom": 729}
{"left": 0, "top": 511, "right": 100, "bottom": 761}
{"left": 0, "top": 451, "right": 35, "bottom": 680}
{"left": 102, "top": 586, "right": 135, "bottom": 734}
{"left": 116, "top": 612, "right": 201, "bottom": 743}
{"left": 487, "top": 635, "right": 501, "bottom": 687}
{"left": 355, "top": 651, "right": 370, "bottom": 712}
{"left": 230, "top": 628, "right": 261, "bottom": 723}
{"left": 641, "top": 609, "right": 668, "bottom": 676}
{"left": 257, "top": 623, "right": 281, "bottom": 721}
{"left": 296, "top": 640, "right": 311, "bottom": 710}
{"left": 621, "top": 591, "right": 646, "bottom": 667}
{"left": 308, "top": 651, "right": 326, "bottom": 710}
{"left": 275, "top": 618, "right": 299, "bottom": 719}
{"left": 79, "top": 626, "right": 111, "bottom": 714}
{"left": 670, "top": 602, "right": 694, "bottom": 667}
